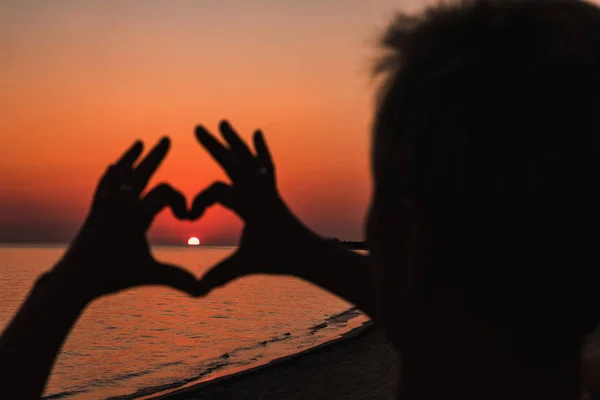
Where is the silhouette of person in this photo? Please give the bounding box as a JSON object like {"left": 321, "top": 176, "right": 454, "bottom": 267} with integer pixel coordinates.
{"left": 0, "top": 138, "right": 202, "bottom": 399}
{"left": 190, "top": 1, "right": 600, "bottom": 399}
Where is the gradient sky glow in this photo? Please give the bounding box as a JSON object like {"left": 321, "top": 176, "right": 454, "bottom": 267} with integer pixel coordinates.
{"left": 0, "top": 0, "right": 434, "bottom": 245}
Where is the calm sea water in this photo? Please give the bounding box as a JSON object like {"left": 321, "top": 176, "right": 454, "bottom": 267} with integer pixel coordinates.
{"left": 0, "top": 245, "right": 368, "bottom": 399}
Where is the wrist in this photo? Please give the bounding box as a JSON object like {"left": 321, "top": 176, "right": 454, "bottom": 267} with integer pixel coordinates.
{"left": 278, "top": 216, "right": 331, "bottom": 277}
{"left": 263, "top": 197, "right": 321, "bottom": 267}
{"left": 41, "top": 264, "right": 95, "bottom": 308}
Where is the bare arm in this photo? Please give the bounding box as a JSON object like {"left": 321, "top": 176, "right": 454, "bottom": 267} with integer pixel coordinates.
{"left": 286, "top": 222, "right": 375, "bottom": 317}
{"left": 0, "top": 269, "right": 88, "bottom": 398}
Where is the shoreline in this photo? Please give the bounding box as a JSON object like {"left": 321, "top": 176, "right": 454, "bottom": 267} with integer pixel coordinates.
{"left": 142, "top": 319, "right": 378, "bottom": 400}
{"left": 154, "top": 320, "right": 398, "bottom": 400}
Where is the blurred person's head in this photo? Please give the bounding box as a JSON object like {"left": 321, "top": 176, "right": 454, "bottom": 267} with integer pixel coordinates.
{"left": 367, "top": 0, "right": 600, "bottom": 392}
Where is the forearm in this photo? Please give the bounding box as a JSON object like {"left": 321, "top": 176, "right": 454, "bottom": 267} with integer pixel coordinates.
{"left": 290, "top": 228, "right": 376, "bottom": 317}
{"left": 0, "top": 268, "right": 89, "bottom": 399}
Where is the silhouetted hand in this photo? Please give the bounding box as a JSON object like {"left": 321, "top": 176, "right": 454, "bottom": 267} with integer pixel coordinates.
{"left": 191, "top": 121, "right": 315, "bottom": 294}
{"left": 51, "top": 137, "right": 199, "bottom": 303}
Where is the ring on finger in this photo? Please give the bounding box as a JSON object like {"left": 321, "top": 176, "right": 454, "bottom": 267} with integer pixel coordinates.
{"left": 98, "top": 189, "right": 111, "bottom": 199}
{"left": 256, "top": 166, "right": 268, "bottom": 176}
{"left": 118, "top": 183, "right": 135, "bottom": 193}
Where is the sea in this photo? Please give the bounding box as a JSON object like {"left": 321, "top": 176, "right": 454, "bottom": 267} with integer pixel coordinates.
{"left": 0, "top": 245, "right": 369, "bottom": 399}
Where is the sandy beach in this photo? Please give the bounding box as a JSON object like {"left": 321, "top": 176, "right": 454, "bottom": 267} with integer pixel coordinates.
{"left": 155, "top": 324, "right": 399, "bottom": 400}
{"left": 150, "top": 324, "right": 600, "bottom": 400}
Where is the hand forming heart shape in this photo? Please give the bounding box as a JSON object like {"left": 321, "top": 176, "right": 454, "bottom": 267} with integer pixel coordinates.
{"left": 52, "top": 137, "right": 200, "bottom": 303}
{"left": 51, "top": 120, "right": 312, "bottom": 305}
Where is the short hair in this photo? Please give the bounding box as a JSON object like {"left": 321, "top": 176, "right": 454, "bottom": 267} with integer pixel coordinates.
{"left": 373, "top": 0, "right": 600, "bottom": 345}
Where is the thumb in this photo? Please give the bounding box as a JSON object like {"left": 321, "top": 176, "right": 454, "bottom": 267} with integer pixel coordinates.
{"left": 144, "top": 260, "right": 201, "bottom": 297}
{"left": 141, "top": 183, "right": 188, "bottom": 231}
{"left": 189, "top": 181, "right": 237, "bottom": 220}
{"left": 196, "top": 251, "right": 246, "bottom": 296}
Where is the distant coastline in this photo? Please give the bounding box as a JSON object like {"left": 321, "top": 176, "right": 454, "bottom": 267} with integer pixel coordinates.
{"left": 326, "top": 238, "right": 368, "bottom": 250}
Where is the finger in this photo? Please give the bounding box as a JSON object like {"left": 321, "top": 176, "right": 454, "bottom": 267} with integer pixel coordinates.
{"left": 95, "top": 164, "right": 133, "bottom": 202}
{"left": 189, "top": 181, "right": 236, "bottom": 220}
{"left": 195, "top": 125, "right": 239, "bottom": 180}
{"left": 219, "top": 120, "right": 255, "bottom": 163}
{"left": 145, "top": 261, "right": 201, "bottom": 297}
{"left": 196, "top": 252, "right": 245, "bottom": 295}
{"left": 140, "top": 183, "right": 188, "bottom": 230}
{"left": 97, "top": 140, "right": 143, "bottom": 193}
{"left": 132, "top": 137, "right": 170, "bottom": 193}
{"left": 114, "top": 141, "right": 144, "bottom": 169}
{"left": 97, "top": 165, "right": 117, "bottom": 191}
{"left": 253, "top": 130, "right": 274, "bottom": 172}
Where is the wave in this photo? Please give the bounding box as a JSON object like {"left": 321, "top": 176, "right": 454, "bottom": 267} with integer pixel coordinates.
{"left": 42, "top": 307, "right": 365, "bottom": 400}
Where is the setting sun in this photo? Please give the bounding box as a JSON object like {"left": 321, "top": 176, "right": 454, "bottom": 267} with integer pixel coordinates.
{"left": 188, "top": 237, "right": 200, "bottom": 246}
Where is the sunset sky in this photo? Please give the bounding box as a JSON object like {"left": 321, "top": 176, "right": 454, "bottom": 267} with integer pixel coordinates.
{"left": 1, "top": 0, "right": 433, "bottom": 245}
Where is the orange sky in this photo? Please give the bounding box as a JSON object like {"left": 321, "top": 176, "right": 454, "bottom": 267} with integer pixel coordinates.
{"left": 0, "top": 0, "right": 432, "bottom": 245}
